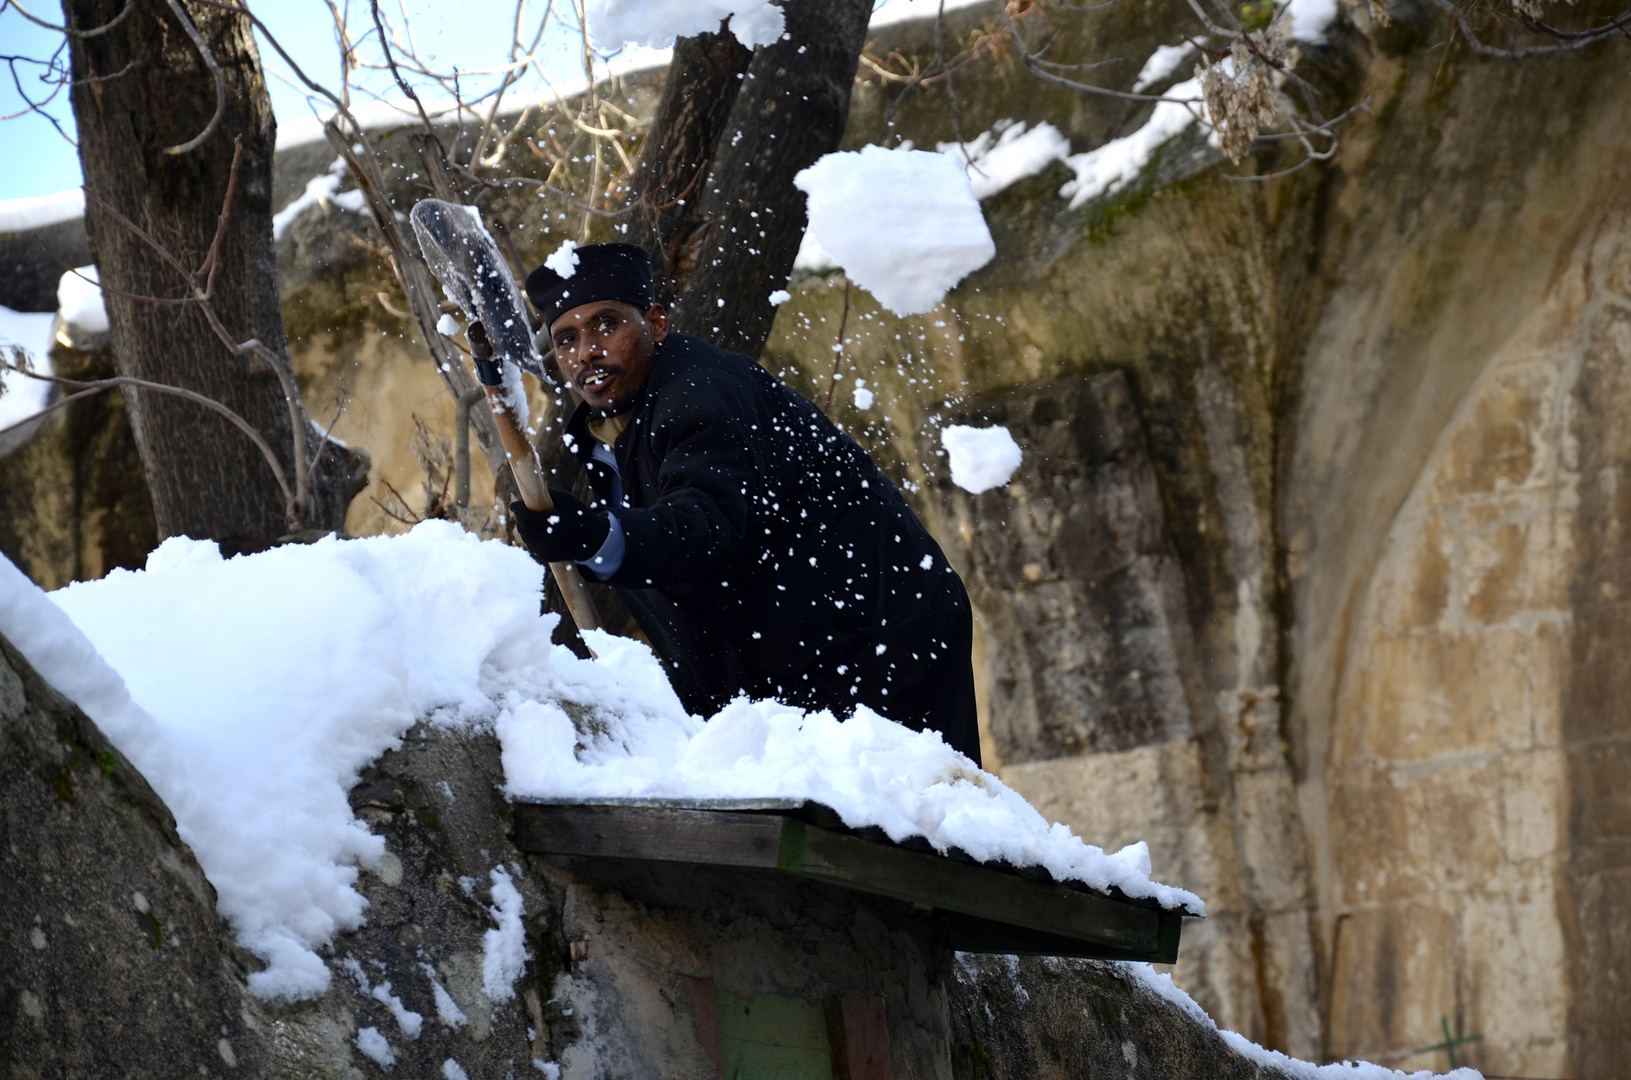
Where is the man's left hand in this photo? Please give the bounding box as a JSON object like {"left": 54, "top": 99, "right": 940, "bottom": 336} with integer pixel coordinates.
{"left": 511, "top": 491, "right": 611, "bottom": 564}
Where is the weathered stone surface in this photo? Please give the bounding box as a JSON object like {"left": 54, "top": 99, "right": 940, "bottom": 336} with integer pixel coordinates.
{"left": 535, "top": 856, "right": 955, "bottom": 1078}
{"left": 0, "top": 633, "right": 271, "bottom": 1078}
{"left": 266, "top": 719, "right": 552, "bottom": 1078}
{"left": 939, "top": 372, "right": 1198, "bottom": 762}
{"left": 0, "top": 339, "right": 157, "bottom": 590}
{"left": 949, "top": 953, "right": 1296, "bottom": 1080}
{"left": 9, "top": 0, "right": 1631, "bottom": 1069}
{"left": 0, "top": 219, "right": 91, "bottom": 314}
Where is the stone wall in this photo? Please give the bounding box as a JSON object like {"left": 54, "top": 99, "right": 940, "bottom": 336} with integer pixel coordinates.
{"left": 5, "top": 0, "right": 1630, "bottom": 1069}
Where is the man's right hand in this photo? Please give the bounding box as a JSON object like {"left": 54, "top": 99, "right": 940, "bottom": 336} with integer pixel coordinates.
{"left": 512, "top": 491, "right": 611, "bottom": 565}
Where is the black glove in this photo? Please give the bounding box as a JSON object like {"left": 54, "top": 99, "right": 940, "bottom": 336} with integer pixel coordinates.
{"left": 511, "top": 491, "right": 611, "bottom": 564}
{"left": 467, "top": 321, "right": 504, "bottom": 387}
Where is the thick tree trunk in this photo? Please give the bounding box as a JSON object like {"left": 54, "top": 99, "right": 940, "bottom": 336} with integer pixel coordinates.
{"left": 626, "top": 29, "right": 752, "bottom": 305}
{"left": 635, "top": 0, "right": 874, "bottom": 359}
{"left": 65, "top": 0, "right": 364, "bottom": 552}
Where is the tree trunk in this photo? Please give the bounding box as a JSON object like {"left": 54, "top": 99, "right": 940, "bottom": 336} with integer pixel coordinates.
{"left": 664, "top": 0, "right": 875, "bottom": 359}
{"left": 65, "top": 0, "right": 365, "bottom": 553}
{"left": 626, "top": 28, "right": 752, "bottom": 305}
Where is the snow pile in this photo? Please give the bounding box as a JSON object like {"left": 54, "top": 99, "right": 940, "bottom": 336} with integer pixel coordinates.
{"left": 481, "top": 867, "right": 528, "bottom": 1002}
{"left": 0, "top": 187, "right": 84, "bottom": 233}
{"left": 57, "top": 266, "right": 108, "bottom": 335}
{"left": 941, "top": 424, "right": 1023, "bottom": 494}
{"left": 0, "top": 525, "right": 559, "bottom": 1001}
{"left": 0, "top": 522, "right": 1202, "bottom": 1003}
{"left": 794, "top": 146, "right": 995, "bottom": 316}
{"left": 355, "top": 1027, "right": 394, "bottom": 1068}
{"left": 938, "top": 121, "right": 1071, "bottom": 199}
{"left": 0, "top": 305, "right": 55, "bottom": 432}
{"left": 1061, "top": 77, "right": 1203, "bottom": 208}
{"left": 1122, "top": 964, "right": 1478, "bottom": 1080}
{"left": 587, "top": 0, "right": 784, "bottom": 49}
{"left": 500, "top": 680, "right": 1198, "bottom": 911}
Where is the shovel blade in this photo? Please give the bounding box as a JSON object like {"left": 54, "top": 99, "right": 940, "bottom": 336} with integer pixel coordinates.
{"left": 409, "top": 198, "right": 546, "bottom": 378}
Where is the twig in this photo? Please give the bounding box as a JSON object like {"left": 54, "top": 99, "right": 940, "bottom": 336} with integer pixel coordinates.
{"left": 455, "top": 384, "right": 484, "bottom": 508}
{"left": 376, "top": 291, "right": 412, "bottom": 319}
{"left": 823, "top": 280, "right": 852, "bottom": 414}
{"left": 369, "top": 0, "right": 435, "bottom": 134}
{"left": 0, "top": 362, "right": 293, "bottom": 506}
{"left": 1425, "top": 0, "right": 1628, "bottom": 57}
{"left": 10, "top": 0, "right": 135, "bottom": 38}
{"left": 308, "top": 388, "right": 349, "bottom": 479}
{"left": 449, "top": 161, "right": 637, "bottom": 218}
{"left": 161, "top": 0, "right": 227, "bottom": 155}
{"left": 82, "top": 139, "right": 314, "bottom": 526}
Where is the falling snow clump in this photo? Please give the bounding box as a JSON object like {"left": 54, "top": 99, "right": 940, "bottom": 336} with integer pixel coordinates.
{"left": 544, "top": 239, "right": 580, "bottom": 279}
{"left": 941, "top": 424, "right": 1023, "bottom": 494}
{"left": 793, "top": 146, "right": 995, "bottom": 316}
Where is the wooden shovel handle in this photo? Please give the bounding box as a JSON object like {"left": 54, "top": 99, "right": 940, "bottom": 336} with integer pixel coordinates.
{"left": 483, "top": 382, "right": 603, "bottom": 635}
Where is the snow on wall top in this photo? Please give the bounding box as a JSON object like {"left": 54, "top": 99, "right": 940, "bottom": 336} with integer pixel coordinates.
{"left": 0, "top": 525, "right": 1201, "bottom": 1003}
{"left": 0, "top": 188, "right": 84, "bottom": 234}
{"left": 938, "top": 121, "right": 1072, "bottom": 200}
{"left": 1122, "top": 963, "right": 1480, "bottom": 1080}
{"left": 587, "top": 0, "right": 784, "bottom": 49}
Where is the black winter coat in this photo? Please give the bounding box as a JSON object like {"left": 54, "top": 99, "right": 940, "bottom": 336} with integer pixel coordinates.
{"left": 561, "top": 333, "right": 980, "bottom": 763}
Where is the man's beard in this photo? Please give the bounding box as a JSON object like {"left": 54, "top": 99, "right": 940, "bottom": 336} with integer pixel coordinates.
{"left": 588, "top": 384, "right": 643, "bottom": 418}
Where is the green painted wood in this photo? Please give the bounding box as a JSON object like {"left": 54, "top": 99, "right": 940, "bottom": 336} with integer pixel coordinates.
{"left": 511, "top": 803, "right": 1187, "bottom": 963}
{"left": 714, "top": 989, "right": 835, "bottom": 1080}
{"left": 512, "top": 804, "right": 787, "bottom": 867}
{"left": 778, "top": 819, "right": 1162, "bottom": 955}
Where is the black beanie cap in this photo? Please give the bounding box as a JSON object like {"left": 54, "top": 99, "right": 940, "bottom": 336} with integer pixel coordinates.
{"left": 525, "top": 243, "right": 655, "bottom": 332}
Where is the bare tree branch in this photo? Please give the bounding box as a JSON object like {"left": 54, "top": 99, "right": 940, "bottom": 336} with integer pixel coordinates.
{"left": 7, "top": 0, "right": 135, "bottom": 38}
{"left": 1427, "top": 0, "right": 1629, "bottom": 57}
{"left": 161, "top": 0, "right": 227, "bottom": 155}
{"left": 0, "top": 361, "right": 294, "bottom": 510}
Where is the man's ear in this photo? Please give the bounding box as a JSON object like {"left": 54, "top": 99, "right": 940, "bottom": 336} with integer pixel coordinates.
{"left": 646, "top": 304, "right": 669, "bottom": 343}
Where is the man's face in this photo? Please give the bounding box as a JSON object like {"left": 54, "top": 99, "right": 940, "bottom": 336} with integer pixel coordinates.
{"left": 549, "top": 300, "right": 667, "bottom": 414}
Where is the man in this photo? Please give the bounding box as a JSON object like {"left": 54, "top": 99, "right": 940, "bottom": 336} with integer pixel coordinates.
{"left": 515, "top": 242, "right": 981, "bottom": 764}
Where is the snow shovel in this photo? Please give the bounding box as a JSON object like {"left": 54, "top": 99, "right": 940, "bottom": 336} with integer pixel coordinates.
{"left": 408, "top": 198, "right": 602, "bottom": 635}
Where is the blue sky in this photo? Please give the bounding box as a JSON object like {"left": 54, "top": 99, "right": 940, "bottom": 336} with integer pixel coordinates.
{"left": 0, "top": 1, "right": 591, "bottom": 201}
{"left": 0, "top": 0, "right": 958, "bottom": 203}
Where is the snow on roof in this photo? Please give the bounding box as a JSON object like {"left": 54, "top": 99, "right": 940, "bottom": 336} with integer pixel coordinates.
{"left": 794, "top": 145, "right": 995, "bottom": 316}
{"left": 0, "top": 523, "right": 1201, "bottom": 1000}
{"left": 0, "top": 187, "right": 84, "bottom": 234}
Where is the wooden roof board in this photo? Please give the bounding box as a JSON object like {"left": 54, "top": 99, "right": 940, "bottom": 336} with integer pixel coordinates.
{"left": 511, "top": 801, "right": 1189, "bottom": 963}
